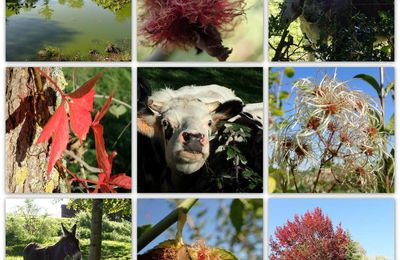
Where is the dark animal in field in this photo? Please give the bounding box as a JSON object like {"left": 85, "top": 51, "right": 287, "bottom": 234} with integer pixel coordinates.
{"left": 105, "top": 43, "right": 121, "bottom": 54}
{"left": 279, "top": 0, "right": 394, "bottom": 60}
{"left": 89, "top": 49, "right": 100, "bottom": 56}
{"left": 23, "top": 223, "right": 81, "bottom": 260}
{"left": 137, "top": 78, "right": 263, "bottom": 192}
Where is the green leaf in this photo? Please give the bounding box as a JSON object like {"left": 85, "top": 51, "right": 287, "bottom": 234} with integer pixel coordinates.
{"left": 271, "top": 107, "right": 284, "bottom": 116}
{"left": 385, "top": 114, "right": 395, "bottom": 134}
{"left": 109, "top": 104, "right": 127, "bottom": 118}
{"left": 230, "top": 199, "right": 244, "bottom": 234}
{"left": 137, "top": 224, "right": 152, "bottom": 240}
{"left": 354, "top": 74, "right": 381, "bottom": 96}
{"left": 386, "top": 82, "right": 394, "bottom": 96}
{"left": 210, "top": 247, "right": 239, "bottom": 260}
{"left": 279, "top": 90, "right": 290, "bottom": 100}
{"left": 226, "top": 147, "right": 236, "bottom": 160}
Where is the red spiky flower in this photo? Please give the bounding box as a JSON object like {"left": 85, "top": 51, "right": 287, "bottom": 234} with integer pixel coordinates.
{"left": 139, "top": 0, "right": 246, "bottom": 61}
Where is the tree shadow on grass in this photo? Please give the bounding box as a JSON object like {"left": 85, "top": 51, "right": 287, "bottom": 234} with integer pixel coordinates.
{"left": 6, "top": 17, "right": 79, "bottom": 61}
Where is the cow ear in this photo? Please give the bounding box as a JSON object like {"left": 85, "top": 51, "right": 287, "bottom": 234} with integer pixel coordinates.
{"left": 71, "top": 224, "right": 77, "bottom": 236}
{"left": 148, "top": 99, "right": 163, "bottom": 113}
{"left": 212, "top": 100, "right": 243, "bottom": 124}
{"left": 61, "top": 223, "right": 69, "bottom": 235}
{"left": 137, "top": 109, "right": 162, "bottom": 138}
{"left": 206, "top": 101, "right": 221, "bottom": 112}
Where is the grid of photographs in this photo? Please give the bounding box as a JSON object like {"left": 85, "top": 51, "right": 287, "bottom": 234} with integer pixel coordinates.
{"left": 2, "top": 0, "right": 397, "bottom": 260}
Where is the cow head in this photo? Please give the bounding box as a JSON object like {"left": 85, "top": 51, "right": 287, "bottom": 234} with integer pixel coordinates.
{"left": 138, "top": 94, "right": 243, "bottom": 174}
{"left": 279, "top": 0, "right": 304, "bottom": 29}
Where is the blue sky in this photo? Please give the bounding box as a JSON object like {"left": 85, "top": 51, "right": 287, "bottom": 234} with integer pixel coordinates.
{"left": 137, "top": 199, "right": 263, "bottom": 258}
{"left": 268, "top": 198, "right": 395, "bottom": 259}
{"left": 271, "top": 67, "right": 395, "bottom": 123}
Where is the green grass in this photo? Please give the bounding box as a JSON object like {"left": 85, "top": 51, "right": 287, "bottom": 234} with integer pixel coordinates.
{"left": 138, "top": 67, "right": 263, "bottom": 103}
{"left": 6, "top": 239, "right": 131, "bottom": 259}
{"left": 6, "top": 214, "right": 132, "bottom": 259}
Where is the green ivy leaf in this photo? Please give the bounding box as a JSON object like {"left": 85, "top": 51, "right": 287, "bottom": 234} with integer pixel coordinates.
{"left": 109, "top": 104, "right": 127, "bottom": 118}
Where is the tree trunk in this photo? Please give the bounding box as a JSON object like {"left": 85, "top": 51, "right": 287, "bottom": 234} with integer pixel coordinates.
{"left": 6, "top": 67, "right": 68, "bottom": 193}
{"left": 90, "top": 199, "right": 103, "bottom": 260}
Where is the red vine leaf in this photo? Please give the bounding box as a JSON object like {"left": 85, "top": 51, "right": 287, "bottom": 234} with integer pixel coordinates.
{"left": 93, "top": 90, "right": 114, "bottom": 124}
{"left": 93, "top": 173, "right": 106, "bottom": 193}
{"left": 68, "top": 73, "right": 102, "bottom": 99}
{"left": 110, "top": 174, "right": 132, "bottom": 190}
{"left": 37, "top": 103, "right": 70, "bottom": 177}
{"left": 68, "top": 87, "right": 95, "bottom": 142}
{"left": 67, "top": 74, "right": 98, "bottom": 142}
{"left": 92, "top": 124, "right": 112, "bottom": 176}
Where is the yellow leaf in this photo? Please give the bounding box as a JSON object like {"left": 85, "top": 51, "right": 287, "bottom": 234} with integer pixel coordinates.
{"left": 268, "top": 176, "right": 276, "bottom": 193}
{"left": 15, "top": 167, "right": 28, "bottom": 186}
{"left": 44, "top": 180, "right": 54, "bottom": 193}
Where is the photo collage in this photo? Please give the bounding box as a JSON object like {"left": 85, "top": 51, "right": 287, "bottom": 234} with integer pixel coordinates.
{"left": 2, "top": 0, "right": 397, "bottom": 259}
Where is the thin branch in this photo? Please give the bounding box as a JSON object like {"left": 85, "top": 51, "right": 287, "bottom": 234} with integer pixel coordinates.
{"left": 111, "top": 120, "right": 132, "bottom": 149}
{"left": 64, "top": 150, "right": 101, "bottom": 173}
{"left": 95, "top": 94, "right": 132, "bottom": 109}
{"left": 289, "top": 164, "right": 299, "bottom": 193}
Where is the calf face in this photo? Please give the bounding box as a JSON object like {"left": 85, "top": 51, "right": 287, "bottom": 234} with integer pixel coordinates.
{"left": 138, "top": 93, "right": 243, "bottom": 174}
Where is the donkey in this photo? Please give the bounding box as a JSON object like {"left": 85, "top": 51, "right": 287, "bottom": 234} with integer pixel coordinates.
{"left": 23, "top": 223, "right": 81, "bottom": 260}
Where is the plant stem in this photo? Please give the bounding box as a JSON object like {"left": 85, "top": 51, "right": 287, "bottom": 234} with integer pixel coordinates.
{"left": 312, "top": 130, "right": 335, "bottom": 193}
{"left": 289, "top": 163, "right": 299, "bottom": 193}
{"left": 137, "top": 199, "right": 198, "bottom": 252}
{"left": 380, "top": 67, "right": 390, "bottom": 193}
{"left": 35, "top": 68, "right": 66, "bottom": 99}
{"left": 95, "top": 94, "right": 132, "bottom": 109}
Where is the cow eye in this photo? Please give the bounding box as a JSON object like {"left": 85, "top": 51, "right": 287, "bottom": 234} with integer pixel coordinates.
{"left": 208, "top": 120, "right": 212, "bottom": 127}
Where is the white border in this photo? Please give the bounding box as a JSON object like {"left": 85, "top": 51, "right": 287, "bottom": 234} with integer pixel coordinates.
{"left": 0, "top": 0, "right": 399, "bottom": 260}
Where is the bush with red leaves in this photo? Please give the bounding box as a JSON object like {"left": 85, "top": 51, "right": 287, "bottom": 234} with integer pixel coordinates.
{"left": 270, "top": 207, "right": 350, "bottom": 260}
{"left": 139, "top": 0, "right": 246, "bottom": 61}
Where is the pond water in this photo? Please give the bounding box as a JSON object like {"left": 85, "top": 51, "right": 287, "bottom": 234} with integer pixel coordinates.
{"left": 6, "top": 0, "right": 131, "bottom": 61}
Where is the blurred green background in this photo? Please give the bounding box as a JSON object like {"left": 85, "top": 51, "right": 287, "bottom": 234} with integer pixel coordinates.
{"left": 138, "top": 67, "right": 263, "bottom": 103}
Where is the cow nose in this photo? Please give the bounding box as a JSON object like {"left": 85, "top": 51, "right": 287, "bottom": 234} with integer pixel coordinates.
{"left": 181, "top": 132, "right": 205, "bottom": 153}
{"left": 182, "top": 132, "right": 204, "bottom": 143}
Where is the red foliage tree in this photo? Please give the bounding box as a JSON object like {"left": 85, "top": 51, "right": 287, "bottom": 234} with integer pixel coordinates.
{"left": 270, "top": 207, "right": 349, "bottom": 260}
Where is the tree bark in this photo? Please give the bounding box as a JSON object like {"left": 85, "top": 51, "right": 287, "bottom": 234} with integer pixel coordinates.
{"left": 6, "top": 67, "right": 67, "bottom": 193}
{"left": 89, "top": 199, "right": 103, "bottom": 260}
